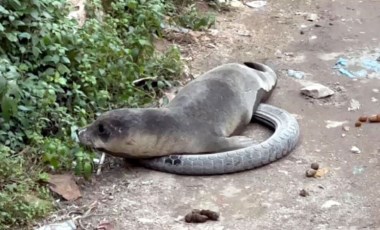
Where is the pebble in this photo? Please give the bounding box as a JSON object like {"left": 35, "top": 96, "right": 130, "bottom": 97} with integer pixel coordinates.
{"left": 36, "top": 220, "right": 76, "bottom": 230}
{"left": 306, "top": 13, "right": 319, "bottom": 21}
{"left": 311, "top": 163, "right": 319, "bottom": 170}
{"left": 245, "top": 1, "right": 267, "bottom": 8}
{"left": 299, "top": 189, "right": 310, "bottom": 197}
{"left": 287, "top": 69, "right": 305, "bottom": 79}
{"left": 342, "top": 125, "right": 350, "bottom": 131}
{"left": 300, "top": 83, "right": 334, "bottom": 98}
{"left": 348, "top": 99, "right": 361, "bottom": 111}
{"left": 306, "top": 169, "right": 317, "bottom": 177}
{"left": 321, "top": 200, "right": 341, "bottom": 209}
{"left": 351, "top": 146, "right": 361, "bottom": 154}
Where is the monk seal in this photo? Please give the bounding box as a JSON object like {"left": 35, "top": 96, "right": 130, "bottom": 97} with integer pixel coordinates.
{"left": 77, "top": 62, "right": 277, "bottom": 158}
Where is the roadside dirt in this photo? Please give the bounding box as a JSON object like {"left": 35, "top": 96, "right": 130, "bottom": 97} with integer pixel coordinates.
{"left": 40, "top": 0, "right": 380, "bottom": 229}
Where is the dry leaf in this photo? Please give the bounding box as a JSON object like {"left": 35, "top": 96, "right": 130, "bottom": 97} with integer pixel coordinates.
{"left": 48, "top": 174, "right": 81, "bottom": 201}
{"left": 314, "top": 168, "right": 329, "bottom": 178}
{"left": 96, "top": 221, "right": 114, "bottom": 230}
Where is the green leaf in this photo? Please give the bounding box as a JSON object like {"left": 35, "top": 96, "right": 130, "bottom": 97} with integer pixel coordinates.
{"left": 83, "top": 161, "right": 93, "bottom": 179}
{"left": 57, "top": 63, "right": 70, "bottom": 74}
{"left": 43, "top": 55, "right": 60, "bottom": 64}
{"left": 0, "top": 23, "right": 4, "bottom": 32}
{"left": 1, "top": 95, "right": 17, "bottom": 121}
{"left": 19, "top": 32, "right": 31, "bottom": 39}
{"left": 138, "top": 39, "right": 151, "bottom": 46}
{"left": 32, "top": 46, "right": 41, "bottom": 57}
{"left": 0, "top": 5, "right": 9, "bottom": 14}
{"left": 30, "top": 10, "right": 39, "bottom": 19}
{"left": 5, "top": 33, "right": 17, "bottom": 42}
{"left": 61, "top": 56, "right": 70, "bottom": 64}
{"left": 0, "top": 75, "right": 7, "bottom": 95}
{"left": 18, "top": 105, "right": 32, "bottom": 111}
{"left": 19, "top": 46, "right": 26, "bottom": 53}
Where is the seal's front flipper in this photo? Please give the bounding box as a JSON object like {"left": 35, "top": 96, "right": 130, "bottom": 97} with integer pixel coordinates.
{"left": 211, "top": 136, "right": 258, "bottom": 152}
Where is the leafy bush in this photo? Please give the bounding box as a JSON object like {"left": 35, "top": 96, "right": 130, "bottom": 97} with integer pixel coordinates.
{"left": 165, "top": 2, "right": 216, "bottom": 30}
{"left": 0, "top": 146, "right": 53, "bottom": 228}
{"left": 0, "top": 0, "right": 184, "bottom": 227}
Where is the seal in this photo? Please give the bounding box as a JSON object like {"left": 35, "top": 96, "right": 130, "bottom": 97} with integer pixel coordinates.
{"left": 77, "top": 62, "right": 277, "bottom": 158}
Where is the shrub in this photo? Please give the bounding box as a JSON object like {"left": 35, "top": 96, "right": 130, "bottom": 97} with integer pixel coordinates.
{"left": 0, "top": 0, "right": 183, "bottom": 227}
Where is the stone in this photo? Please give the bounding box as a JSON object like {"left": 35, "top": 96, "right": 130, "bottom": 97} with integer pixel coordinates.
{"left": 306, "top": 13, "right": 319, "bottom": 21}
{"left": 348, "top": 99, "right": 361, "bottom": 111}
{"left": 245, "top": 1, "right": 267, "bottom": 8}
{"left": 351, "top": 146, "right": 361, "bottom": 154}
{"left": 36, "top": 220, "right": 76, "bottom": 230}
{"left": 321, "top": 200, "right": 341, "bottom": 209}
{"left": 301, "top": 83, "right": 334, "bottom": 98}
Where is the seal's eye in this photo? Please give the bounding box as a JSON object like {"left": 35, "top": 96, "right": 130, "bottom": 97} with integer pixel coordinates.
{"left": 98, "top": 124, "right": 106, "bottom": 134}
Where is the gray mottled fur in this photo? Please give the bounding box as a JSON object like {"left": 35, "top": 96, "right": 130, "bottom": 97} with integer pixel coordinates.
{"left": 78, "top": 62, "right": 277, "bottom": 158}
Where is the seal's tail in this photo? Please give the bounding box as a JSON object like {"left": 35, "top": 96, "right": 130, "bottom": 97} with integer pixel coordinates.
{"left": 243, "top": 62, "right": 277, "bottom": 98}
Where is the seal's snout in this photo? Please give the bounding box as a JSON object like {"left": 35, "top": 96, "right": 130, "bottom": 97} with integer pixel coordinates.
{"left": 77, "top": 127, "right": 92, "bottom": 146}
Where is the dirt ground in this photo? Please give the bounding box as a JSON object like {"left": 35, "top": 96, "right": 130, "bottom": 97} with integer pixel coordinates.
{"left": 41, "top": 0, "right": 380, "bottom": 229}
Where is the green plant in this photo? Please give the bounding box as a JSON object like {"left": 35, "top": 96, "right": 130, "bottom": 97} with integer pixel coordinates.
{"left": 0, "top": 0, "right": 184, "bottom": 227}
{"left": 0, "top": 145, "right": 53, "bottom": 228}
{"left": 166, "top": 3, "right": 216, "bottom": 31}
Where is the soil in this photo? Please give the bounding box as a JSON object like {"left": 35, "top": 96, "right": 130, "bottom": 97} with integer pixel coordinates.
{"left": 40, "top": 0, "right": 380, "bottom": 229}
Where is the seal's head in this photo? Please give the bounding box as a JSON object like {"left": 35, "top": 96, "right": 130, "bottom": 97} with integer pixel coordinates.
{"left": 77, "top": 109, "right": 139, "bottom": 156}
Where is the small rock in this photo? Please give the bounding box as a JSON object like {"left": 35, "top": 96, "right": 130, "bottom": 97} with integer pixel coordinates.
{"left": 348, "top": 99, "right": 360, "bottom": 111}
{"left": 372, "top": 88, "right": 379, "bottom": 93}
{"left": 358, "top": 116, "right": 368, "bottom": 122}
{"left": 335, "top": 85, "right": 346, "bottom": 92}
{"left": 341, "top": 133, "right": 346, "bottom": 137}
{"left": 351, "top": 146, "right": 361, "bottom": 154}
{"left": 309, "top": 35, "right": 318, "bottom": 40}
{"left": 245, "top": 1, "right": 267, "bottom": 8}
{"left": 353, "top": 166, "right": 365, "bottom": 175}
{"left": 325, "top": 120, "right": 348, "bottom": 129}
{"left": 287, "top": 69, "right": 305, "bottom": 79}
{"left": 321, "top": 200, "right": 341, "bottom": 209}
{"left": 355, "top": 122, "right": 362, "bottom": 127}
{"left": 275, "top": 49, "right": 283, "bottom": 58}
{"left": 284, "top": 52, "right": 295, "bottom": 57}
{"left": 36, "top": 220, "right": 76, "bottom": 230}
{"left": 314, "top": 24, "right": 322, "bottom": 27}
{"left": 310, "top": 163, "right": 319, "bottom": 170}
{"left": 342, "top": 125, "right": 350, "bottom": 131}
{"left": 371, "top": 97, "right": 378, "bottom": 102}
{"left": 306, "top": 169, "right": 317, "bottom": 177}
{"left": 377, "top": 56, "right": 380, "bottom": 62}
{"left": 301, "top": 83, "right": 334, "bottom": 98}
{"left": 299, "top": 189, "right": 309, "bottom": 197}
{"left": 229, "top": 0, "right": 245, "bottom": 8}
{"left": 306, "top": 13, "right": 318, "bottom": 21}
